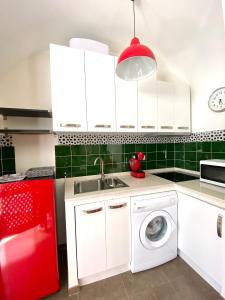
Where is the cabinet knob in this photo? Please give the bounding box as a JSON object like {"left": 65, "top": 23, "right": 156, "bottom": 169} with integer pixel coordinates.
{"left": 160, "top": 126, "right": 173, "bottom": 129}
{"left": 177, "top": 126, "right": 189, "bottom": 130}
{"left": 95, "top": 124, "right": 111, "bottom": 128}
{"left": 141, "top": 125, "right": 155, "bottom": 129}
{"left": 60, "top": 123, "right": 81, "bottom": 128}
{"left": 82, "top": 207, "right": 103, "bottom": 214}
{"left": 120, "top": 125, "right": 135, "bottom": 129}
{"left": 217, "top": 214, "right": 223, "bottom": 238}
{"left": 108, "top": 203, "right": 127, "bottom": 209}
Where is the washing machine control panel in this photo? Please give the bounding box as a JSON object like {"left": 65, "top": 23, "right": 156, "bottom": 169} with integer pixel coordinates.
{"left": 131, "top": 191, "right": 177, "bottom": 213}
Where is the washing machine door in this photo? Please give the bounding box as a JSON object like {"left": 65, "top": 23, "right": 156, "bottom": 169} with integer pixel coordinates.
{"left": 140, "top": 210, "right": 175, "bottom": 250}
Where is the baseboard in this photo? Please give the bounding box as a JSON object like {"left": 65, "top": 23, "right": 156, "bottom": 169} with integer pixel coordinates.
{"left": 68, "top": 285, "right": 80, "bottom": 296}
{"left": 178, "top": 249, "right": 222, "bottom": 295}
{"left": 78, "top": 264, "right": 129, "bottom": 286}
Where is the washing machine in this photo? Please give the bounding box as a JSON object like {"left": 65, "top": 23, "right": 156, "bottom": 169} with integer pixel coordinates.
{"left": 130, "top": 191, "right": 177, "bottom": 273}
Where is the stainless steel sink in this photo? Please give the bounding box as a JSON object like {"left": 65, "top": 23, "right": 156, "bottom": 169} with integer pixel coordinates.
{"left": 74, "top": 177, "right": 128, "bottom": 194}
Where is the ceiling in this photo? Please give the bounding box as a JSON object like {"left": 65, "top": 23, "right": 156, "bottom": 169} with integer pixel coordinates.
{"left": 0, "top": 0, "right": 223, "bottom": 77}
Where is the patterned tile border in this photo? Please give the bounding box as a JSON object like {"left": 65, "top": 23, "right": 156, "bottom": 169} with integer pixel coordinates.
{"left": 0, "top": 134, "right": 13, "bottom": 146}
{"left": 2, "top": 130, "right": 224, "bottom": 146}
{"left": 57, "top": 130, "right": 225, "bottom": 145}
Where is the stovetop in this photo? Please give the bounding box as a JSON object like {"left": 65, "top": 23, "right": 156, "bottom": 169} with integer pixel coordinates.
{"left": 154, "top": 172, "right": 199, "bottom": 182}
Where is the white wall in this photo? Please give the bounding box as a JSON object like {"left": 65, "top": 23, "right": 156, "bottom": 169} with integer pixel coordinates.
{"left": 13, "top": 134, "right": 57, "bottom": 173}
{"left": 165, "top": 0, "right": 225, "bottom": 132}
{"left": 0, "top": 51, "right": 51, "bottom": 110}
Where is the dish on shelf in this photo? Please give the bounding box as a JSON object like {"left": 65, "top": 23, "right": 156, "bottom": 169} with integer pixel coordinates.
{"left": 0, "top": 173, "right": 26, "bottom": 183}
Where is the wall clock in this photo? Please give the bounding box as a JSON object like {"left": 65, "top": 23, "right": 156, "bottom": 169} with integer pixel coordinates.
{"left": 208, "top": 87, "right": 225, "bottom": 112}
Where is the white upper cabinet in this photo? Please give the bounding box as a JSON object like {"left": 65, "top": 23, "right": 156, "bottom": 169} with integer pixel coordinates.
{"left": 174, "top": 82, "right": 191, "bottom": 133}
{"left": 157, "top": 81, "right": 175, "bottom": 133}
{"left": 50, "top": 44, "right": 87, "bottom": 132}
{"left": 85, "top": 51, "right": 116, "bottom": 132}
{"left": 138, "top": 80, "right": 157, "bottom": 133}
{"left": 115, "top": 60, "right": 138, "bottom": 132}
{"left": 50, "top": 44, "right": 191, "bottom": 134}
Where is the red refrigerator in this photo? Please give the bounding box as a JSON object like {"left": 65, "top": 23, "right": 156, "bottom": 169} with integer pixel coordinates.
{"left": 0, "top": 178, "right": 59, "bottom": 300}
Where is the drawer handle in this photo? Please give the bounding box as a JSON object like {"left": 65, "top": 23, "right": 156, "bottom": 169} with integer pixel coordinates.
{"left": 217, "top": 214, "right": 223, "bottom": 238}
{"left": 109, "top": 203, "right": 127, "bottom": 209}
{"left": 141, "top": 125, "right": 155, "bottom": 129}
{"left": 83, "top": 207, "right": 103, "bottom": 214}
{"left": 60, "top": 123, "right": 81, "bottom": 128}
{"left": 95, "top": 124, "right": 111, "bottom": 128}
{"left": 120, "top": 125, "right": 135, "bottom": 129}
{"left": 161, "top": 126, "right": 173, "bottom": 129}
{"left": 177, "top": 126, "right": 189, "bottom": 130}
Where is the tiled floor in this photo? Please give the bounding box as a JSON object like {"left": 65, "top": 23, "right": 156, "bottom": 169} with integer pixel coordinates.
{"left": 46, "top": 246, "right": 223, "bottom": 300}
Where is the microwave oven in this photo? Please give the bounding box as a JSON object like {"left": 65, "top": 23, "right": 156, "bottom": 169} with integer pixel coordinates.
{"left": 200, "top": 160, "right": 225, "bottom": 188}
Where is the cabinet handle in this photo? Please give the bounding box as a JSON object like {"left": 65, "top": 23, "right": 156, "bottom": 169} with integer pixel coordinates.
{"left": 160, "top": 126, "right": 173, "bottom": 129}
{"left": 141, "top": 125, "right": 155, "bottom": 129}
{"left": 177, "top": 126, "right": 189, "bottom": 130}
{"left": 217, "top": 214, "right": 223, "bottom": 238}
{"left": 120, "top": 125, "right": 135, "bottom": 129}
{"left": 109, "top": 203, "right": 127, "bottom": 209}
{"left": 95, "top": 124, "right": 111, "bottom": 128}
{"left": 60, "top": 123, "right": 81, "bottom": 128}
{"left": 82, "top": 207, "right": 103, "bottom": 214}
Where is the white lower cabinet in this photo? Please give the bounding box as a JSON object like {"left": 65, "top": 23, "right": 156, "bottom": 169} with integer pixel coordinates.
{"left": 75, "top": 197, "right": 130, "bottom": 279}
{"left": 76, "top": 201, "right": 106, "bottom": 278}
{"left": 178, "top": 192, "right": 225, "bottom": 293}
{"left": 106, "top": 198, "right": 130, "bottom": 269}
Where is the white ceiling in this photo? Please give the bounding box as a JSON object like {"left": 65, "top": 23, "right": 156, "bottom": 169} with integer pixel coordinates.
{"left": 0, "top": 0, "right": 223, "bottom": 77}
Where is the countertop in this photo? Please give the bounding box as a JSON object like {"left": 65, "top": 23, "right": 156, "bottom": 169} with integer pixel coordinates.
{"left": 65, "top": 171, "right": 225, "bottom": 209}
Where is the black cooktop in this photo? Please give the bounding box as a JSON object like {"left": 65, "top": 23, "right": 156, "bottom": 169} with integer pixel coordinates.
{"left": 154, "top": 172, "right": 199, "bottom": 182}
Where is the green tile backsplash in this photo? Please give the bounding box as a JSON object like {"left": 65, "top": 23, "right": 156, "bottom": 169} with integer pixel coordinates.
{"left": 55, "top": 141, "right": 225, "bottom": 178}
{"left": 175, "top": 141, "right": 225, "bottom": 171}
{"left": 0, "top": 146, "right": 16, "bottom": 176}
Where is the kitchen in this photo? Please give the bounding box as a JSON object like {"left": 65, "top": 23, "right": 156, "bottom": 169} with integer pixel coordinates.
{"left": 0, "top": 0, "right": 225, "bottom": 299}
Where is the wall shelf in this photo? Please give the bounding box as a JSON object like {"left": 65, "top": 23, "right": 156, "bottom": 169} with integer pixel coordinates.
{"left": 0, "top": 129, "right": 52, "bottom": 134}
{"left": 0, "top": 107, "right": 52, "bottom": 118}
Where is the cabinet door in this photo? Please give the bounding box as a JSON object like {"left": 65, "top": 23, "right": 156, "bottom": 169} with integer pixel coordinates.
{"left": 138, "top": 80, "right": 157, "bottom": 132}
{"left": 50, "top": 44, "right": 87, "bottom": 132}
{"left": 85, "top": 51, "right": 116, "bottom": 132}
{"left": 76, "top": 201, "right": 106, "bottom": 278}
{"left": 178, "top": 193, "right": 225, "bottom": 289}
{"left": 174, "top": 83, "right": 191, "bottom": 133}
{"left": 115, "top": 60, "right": 138, "bottom": 132}
{"left": 157, "top": 81, "right": 174, "bottom": 132}
{"left": 106, "top": 197, "right": 130, "bottom": 269}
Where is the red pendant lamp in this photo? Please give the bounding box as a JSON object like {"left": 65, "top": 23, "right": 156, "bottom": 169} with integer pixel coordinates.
{"left": 116, "top": 0, "right": 157, "bottom": 81}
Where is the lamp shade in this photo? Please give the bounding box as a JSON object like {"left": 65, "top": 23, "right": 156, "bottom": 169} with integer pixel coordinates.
{"left": 116, "top": 37, "right": 157, "bottom": 81}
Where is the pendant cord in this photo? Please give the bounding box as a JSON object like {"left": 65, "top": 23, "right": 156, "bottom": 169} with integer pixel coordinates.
{"left": 133, "top": 0, "right": 136, "bottom": 37}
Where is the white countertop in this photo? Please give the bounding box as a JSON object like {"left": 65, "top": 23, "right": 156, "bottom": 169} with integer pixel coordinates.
{"left": 176, "top": 179, "right": 225, "bottom": 209}
{"left": 65, "top": 171, "right": 225, "bottom": 209}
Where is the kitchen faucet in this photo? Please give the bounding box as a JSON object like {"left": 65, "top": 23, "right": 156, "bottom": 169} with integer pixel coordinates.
{"left": 94, "top": 156, "right": 105, "bottom": 181}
